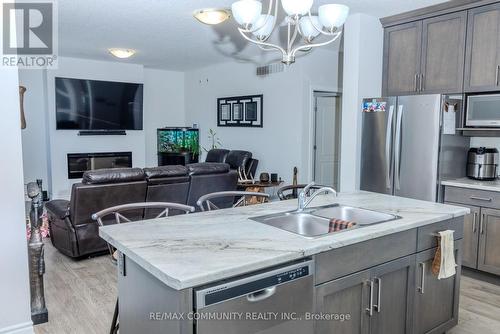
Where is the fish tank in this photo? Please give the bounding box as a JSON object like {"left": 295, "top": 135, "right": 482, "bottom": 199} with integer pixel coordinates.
{"left": 157, "top": 127, "right": 199, "bottom": 156}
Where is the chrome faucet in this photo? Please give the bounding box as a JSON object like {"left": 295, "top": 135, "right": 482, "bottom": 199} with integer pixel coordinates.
{"left": 297, "top": 182, "right": 338, "bottom": 212}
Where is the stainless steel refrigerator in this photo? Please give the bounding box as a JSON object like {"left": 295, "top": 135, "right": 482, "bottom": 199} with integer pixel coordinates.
{"left": 360, "top": 94, "right": 470, "bottom": 202}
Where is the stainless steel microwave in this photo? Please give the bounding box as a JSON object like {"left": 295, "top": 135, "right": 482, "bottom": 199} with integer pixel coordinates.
{"left": 466, "top": 94, "right": 500, "bottom": 127}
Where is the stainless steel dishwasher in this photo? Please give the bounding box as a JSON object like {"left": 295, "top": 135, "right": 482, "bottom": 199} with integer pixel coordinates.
{"left": 194, "top": 260, "right": 314, "bottom": 334}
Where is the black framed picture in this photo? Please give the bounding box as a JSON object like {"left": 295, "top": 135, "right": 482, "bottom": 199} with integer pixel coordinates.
{"left": 220, "top": 104, "right": 231, "bottom": 121}
{"left": 245, "top": 102, "right": 258, "bottom": 121}
{"left": 232, "top": 103, "right": 243, "bottom": 120}
{"left": 217, "top": 95, "right": 263, "bottom": 127}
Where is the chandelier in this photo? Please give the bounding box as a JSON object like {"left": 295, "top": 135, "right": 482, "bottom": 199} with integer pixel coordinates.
{"left": 231, "top": 0, "right": 349, "bottom": 65}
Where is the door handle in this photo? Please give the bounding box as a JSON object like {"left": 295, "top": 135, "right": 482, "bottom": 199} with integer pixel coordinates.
{"left": 394, "top": 105, "right": 404, "bottom": 190}
{"left": 473, "top": 212, "right": 478, "bottom": 233}
{"left": 246, "top": 287, "right": 276, "bottom": 303}
{"left": 470, "top": 196, "right": 492, "bottom": 202}
{"left": 420, "top": 74, "right": 424, "bottom": 92}
{"left": 373, "top": 277, "right": 382, "bottom": 313}
{"left": 366, "top": 280, "right": 374, "bottom": 316}
{"left": 385, "top": 105, "right": 395, "bottom": 189}
{"left": 418, "top": 262, "right": 426, "bottom": 294}
{"left": 414, "top": 74, "right": 419, "bottom": 92}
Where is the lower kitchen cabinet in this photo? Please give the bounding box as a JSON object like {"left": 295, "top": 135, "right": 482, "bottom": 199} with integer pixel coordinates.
{"left": 444, "top": 188, "right": 500, "bottom": 276}
{"left": 315, "top": 255, "right": 414, "bottom": 334}
{"left": 315, "top": 269, "right": 371, "bottom": 334}
{"left": 444, "top": 202, "right": 479, "bottom": 268}
{"left": 413, "top": 242, "right": 462, "bottom": 334}
{"left": 478, "top": 208, "right": 500, "bottom": 275}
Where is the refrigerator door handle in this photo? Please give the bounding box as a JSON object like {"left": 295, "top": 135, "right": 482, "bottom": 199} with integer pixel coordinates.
{"left": 394, "top": 105, "right": 404, "bottom": 191}
{"left": 385, "top": 105, "right": 395, "bottom": 189}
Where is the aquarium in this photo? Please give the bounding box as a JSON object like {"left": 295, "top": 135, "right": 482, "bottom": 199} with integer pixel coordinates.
{"left": 157, "top": 128, "right": 199, "bottom": 155}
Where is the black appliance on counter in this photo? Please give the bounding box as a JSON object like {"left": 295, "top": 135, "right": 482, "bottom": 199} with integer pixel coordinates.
{"left": 467, "top": 147, "right": 499, "bottom": 180}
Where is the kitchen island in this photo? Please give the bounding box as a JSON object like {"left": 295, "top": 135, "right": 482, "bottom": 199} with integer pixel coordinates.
{"left": 99, "top": 191, "right": 469, "bottom": 334}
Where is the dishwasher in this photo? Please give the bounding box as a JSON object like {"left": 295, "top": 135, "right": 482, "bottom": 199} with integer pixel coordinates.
{"left": 194, "top": 260, "right": 314, "bottom": 334}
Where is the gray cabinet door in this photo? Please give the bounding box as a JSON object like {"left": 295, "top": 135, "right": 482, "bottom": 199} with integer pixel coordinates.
{"left": 420, "top": 12, "right": 466, "bottom": 93}
{"left": 464, "top": 3, "right": 500, "bottom": 92}
{"left": 315, "top": 270, "right": 371, "bottom": 334}
{"left": 414, "top": 242, "right": 461, "bottom": 334}
{"left": 478, "top": 207, "right": 500, "bottom": 275}
{"left": 383, "top": 22, "right": 422, "bottom": 96}
{"left": 445, "top": 202, "right": 480, "bottom": 269}
{"left": 369, "top": 255, "right": 415, "bottom": 334}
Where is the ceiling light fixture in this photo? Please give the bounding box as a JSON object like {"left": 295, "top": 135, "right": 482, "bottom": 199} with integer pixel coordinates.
{"left": 108, "top": 48, "right": 136, "bottom": 59}
{"left": 231, "top": 0, "right": 349, "bottom": 65}
{"left": 193, "top": 8, "right": 231, "bottom": 25}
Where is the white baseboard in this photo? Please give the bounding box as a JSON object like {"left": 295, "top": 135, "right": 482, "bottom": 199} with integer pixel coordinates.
{"left": 0, "top": 322, "right": 34, "bottom": 334}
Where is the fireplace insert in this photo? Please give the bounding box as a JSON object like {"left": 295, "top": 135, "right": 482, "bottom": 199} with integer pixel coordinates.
{"left": 67, "top": 152, "right": 132, "bottom": 179}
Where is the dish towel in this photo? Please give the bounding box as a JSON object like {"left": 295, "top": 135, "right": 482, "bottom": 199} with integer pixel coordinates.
{"left": 431, "top": 230, "right": 457, "bottom": 279}
{"left": 328, "top": 219, "right": 355, "bottom": 233}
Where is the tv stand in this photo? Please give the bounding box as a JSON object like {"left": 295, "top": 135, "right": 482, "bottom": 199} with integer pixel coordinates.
{"left": 78, "top": 130, "right": 127, "bottom": 136}
{"left": 158, "top": 152, "right": 198, "bottom": 166}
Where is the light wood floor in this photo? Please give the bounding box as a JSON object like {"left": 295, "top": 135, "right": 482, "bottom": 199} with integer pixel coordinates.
{"left": 34, "top": 240, "right": 500, "bottom": 334}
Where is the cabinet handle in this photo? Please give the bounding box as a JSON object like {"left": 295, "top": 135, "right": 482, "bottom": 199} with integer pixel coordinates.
{"left": 414, "top": 74, "right": 419, "bottom": 92}
{"left": 473, "top": 212, "right": 478, "bottom": 233}
{"left": 470, "top": 196, "right": 492, "bottom": 202}
{"left": 418, "top": 262, "right": 426, "bottom": 294}
{"left": 366, "top": 280, "right": 374, "bottom": 316}
{"left": 373, "top": 277, "right": 382, "bottom": 313}
{"left": 420, "top": 74, "right": 424, "bottom": 92}
{"left": 496, "top": 65, "right": 500, "bottom": 86}
{"left": 480, "top": 214, "right": 486, "bottom": 235}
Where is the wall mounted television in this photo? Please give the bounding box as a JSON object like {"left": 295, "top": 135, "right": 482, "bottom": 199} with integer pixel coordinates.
{"left": 55, "top": 77, "right": 144, "bottom": 130}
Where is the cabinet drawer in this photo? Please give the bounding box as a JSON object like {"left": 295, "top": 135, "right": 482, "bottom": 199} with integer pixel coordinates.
{"left": 417, "top": 217, "right": 464, "bottom": 252}
{"left": 444, "top": 186, "right": 500, "bottom": 209}
{"left": 315, "top": 230, "right": 417, "bottom": 285}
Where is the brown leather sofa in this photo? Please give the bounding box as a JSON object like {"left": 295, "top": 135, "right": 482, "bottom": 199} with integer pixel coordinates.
{"left": 46, "top": 164, "right": 237, "bottom": 258}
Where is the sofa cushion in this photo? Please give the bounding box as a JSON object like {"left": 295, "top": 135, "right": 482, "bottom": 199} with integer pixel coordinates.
{"left": 225, "top": 150, "right": 252, "bottom": 170}
{"left": 187, "top": 162, "right": 230, "bottom": 175}
{"left": 82, "top": 168, "right": 146, "bottom": 184}
{"left": 144, "top": 165, "right": 189, "bottom": 179}
{"left": 206, "top": 149, "right": 230, "bottom": 163}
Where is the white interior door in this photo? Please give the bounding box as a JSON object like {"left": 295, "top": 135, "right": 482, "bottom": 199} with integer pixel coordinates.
{"left": 313, "top": 94, "right": 341, "bottom": 188}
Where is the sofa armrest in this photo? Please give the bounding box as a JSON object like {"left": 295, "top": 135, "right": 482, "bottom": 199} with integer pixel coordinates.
{"left": 45, "top": 199, "right": 70, "bottom": 219}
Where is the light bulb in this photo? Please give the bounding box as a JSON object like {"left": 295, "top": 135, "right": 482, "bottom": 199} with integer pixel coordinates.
{"left": 232, "top": 0, "right": 262, "bottom": 26}
{"left": 281, "top": 0, "right": 313, "bottom": 16}
{"left": 318, "top": 4, "right": 349, "bottom": 31}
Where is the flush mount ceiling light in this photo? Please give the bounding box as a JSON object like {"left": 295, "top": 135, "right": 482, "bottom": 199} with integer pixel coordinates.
{"left": 231, "top": 0, "right": 349, "bottom": 65}
{"left": 193, "top": 8, "right": 231, "bottom": 25}
{"left": 108, "top": 48, "right": 136, "bottom": 59}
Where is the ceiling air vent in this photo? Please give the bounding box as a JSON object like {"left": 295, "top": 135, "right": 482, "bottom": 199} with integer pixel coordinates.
{"left": 256, "top": 63, "right": 285, "bottom": 76}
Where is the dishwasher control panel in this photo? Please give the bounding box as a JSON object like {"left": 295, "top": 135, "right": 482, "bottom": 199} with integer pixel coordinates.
{"left": 195, "top": 260, "right": 313, "bottom": 309}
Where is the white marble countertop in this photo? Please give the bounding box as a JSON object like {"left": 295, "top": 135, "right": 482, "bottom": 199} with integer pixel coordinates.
{"left": 99, "top": 191, "right": 468, "bottom": 290}
{"left": 441, "top": 178, "right": 500, "bottom": 192}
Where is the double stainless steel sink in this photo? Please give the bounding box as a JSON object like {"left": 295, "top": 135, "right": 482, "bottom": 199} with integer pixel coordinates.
{"left": 251, "top": 204, "right": 400, "bottom": 238}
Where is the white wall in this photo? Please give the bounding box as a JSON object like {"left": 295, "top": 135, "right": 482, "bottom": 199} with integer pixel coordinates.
{"left": 143, "top": 68, "right": 185, "bottom": 166}
{"left": 184, "top": 49, "right": 341, "bottom": 184}
{"left": 19, "top": 57, "right": 186, "bottom": 199}
{"left": 0, "top": 70, "right": 34, "bottom": 334}
{"left": 340, "top": 14, "right": 384, "bottom": 191}
{"left": 18, "top": 70, "right": 50, "bottom": 193}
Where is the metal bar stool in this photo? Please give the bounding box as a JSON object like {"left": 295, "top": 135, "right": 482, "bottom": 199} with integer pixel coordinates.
{"left": 197, "top": 191, "right": 270, "bottom": 211}
{"left": 92, "top": 202, "right": 195, "bottom": 334}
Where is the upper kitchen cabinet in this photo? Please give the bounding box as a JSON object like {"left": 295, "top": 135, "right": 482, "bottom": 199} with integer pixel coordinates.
{"left": 383, "top": 12, "right": 466, "bottom": 96}
{"left": 383, "top": 22, "right": 422, "bottom": 96}
{"left": 464, "top": 3, "right": 500, "bottom": 92}
{"left": 420, "top": 12, "right": 467, "bottom": 94}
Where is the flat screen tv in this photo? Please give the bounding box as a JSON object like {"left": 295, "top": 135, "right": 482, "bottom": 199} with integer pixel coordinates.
{"left": 55, "top": 77, "right": 143, "bottom": 130}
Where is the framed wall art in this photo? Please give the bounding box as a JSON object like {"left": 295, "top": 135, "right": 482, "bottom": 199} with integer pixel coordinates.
{"left": 217, "top": 95, "right": 263, "bottom": 127}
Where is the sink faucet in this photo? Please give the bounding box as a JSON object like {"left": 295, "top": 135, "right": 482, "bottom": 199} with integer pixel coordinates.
{"left": 297, "top": 182, "right": 337, "bottom": 212}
